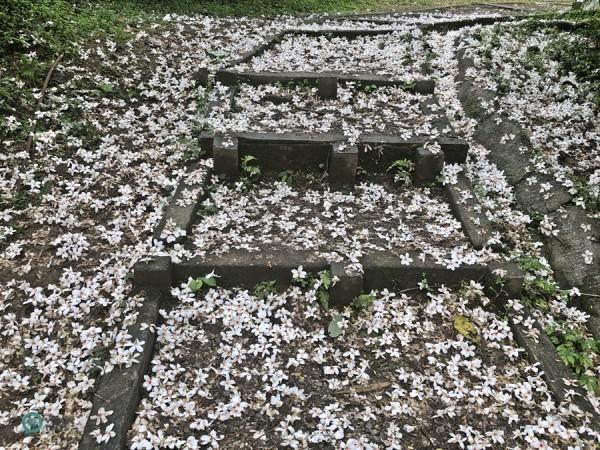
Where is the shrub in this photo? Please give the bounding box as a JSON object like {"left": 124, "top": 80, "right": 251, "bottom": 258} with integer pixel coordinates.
{"left": 0, "top": 0, "right": 78, "bottom": 56}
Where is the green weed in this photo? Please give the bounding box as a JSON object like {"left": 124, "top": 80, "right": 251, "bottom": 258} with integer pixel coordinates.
{"left": 188, "top": 274, "right": 217, "bottom": 292}
{"left": 547, "top": 323, "right": 600, "bottom": 393}
{"left": 387, "top": 158, "right": 414, "bottom": 185}
{"left": 240, "top": 155, "right": 261, "bottom": 180}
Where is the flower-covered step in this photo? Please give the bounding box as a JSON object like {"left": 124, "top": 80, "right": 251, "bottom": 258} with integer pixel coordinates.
{"left": 128, "top": 280, "right": 598, "bottom": 449}
{"left": 205, "top": 83, "right": 450, "bottom": 139}
{"left": 232, "top": 30, "right": 427, "bottom": 81}
{"left": 199, "top": 82, "right": 467, "bottom": 183}
{"left": 180, "top": 177, "right": 490, "bottom": 273}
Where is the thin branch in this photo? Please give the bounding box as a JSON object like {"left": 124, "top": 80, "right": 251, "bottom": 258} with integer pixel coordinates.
{"left": 25, "top": 53, "right": 64, "bottom": 158}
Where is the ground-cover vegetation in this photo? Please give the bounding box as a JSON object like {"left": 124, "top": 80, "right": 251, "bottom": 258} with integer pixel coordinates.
{"left": 2, "top": 0, "right": 600, "bottom": 448}
{"left": 0, "top": 0, "right": 522, "bottom": 60}
{"left": 0, "top": 10, "right": 285, "bottom": 447}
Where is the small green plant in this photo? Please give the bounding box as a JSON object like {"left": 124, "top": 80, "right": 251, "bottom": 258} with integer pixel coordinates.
{"left": 294, "top": 269, "right": 332, "bottom": 310}
{"left": 188, "top": 274, "right": 217, "bottom": 292}
{"left": 295, "top": 269, "right": 376, "bottom": 339}
{"left": 206, "top": 49, "right": 230, "bottom": 60}
{"left": 294, "top": 269, "right": 338, "bottom": 334}
{"left": 352, "top": 293, "right": 375, "bottom": 311}
{"left": 328, "top": 292, "right": 376, "bottom": 338}
{"left": 198, "top": 203, "right": 218, "bottom": 217}
{"left": 518, "top": 256, "right": 547, "bottom": 273}
{"left": 573, "top": 175, "right": 600, "bottom": 212}
{"left": 387, "top": 158, "right": 414, "bottom": 185}
{"left": 516, "top": 255, "right": 600, "bottom": 392}
{"left": 303, "top": 172, "right": 317, "bottom": 184}
{"left": 316, "top": 270, "right": 332, "bottom": 310}
{"left": 18, "top": 56, "right": 41, "bottom": 84}
{"left": 362, "top": 83, "right": 378, "bottom": 93}
{"left": 241, "top": 155, "right": 261, "bottom": 180}
{"left": 278, "top": 170, "right": 296, "bottom": 185}
{"left": 254, "top": 280, "right": 277, "bottom": 300}
{"left": 418, "top": 273, "right": 430, "bottom": 292}
{"left": 517, "top": 256, "right": 565, "bottom": 309}
{"left": 547, "top": 324, "right": 600, "bottom": 393}
{"left": 182, "top": 144, "right": 205, "bottom": 164}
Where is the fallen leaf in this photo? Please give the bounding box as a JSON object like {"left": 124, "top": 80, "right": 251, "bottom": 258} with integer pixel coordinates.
{"left": 454, "top": 315, "right": 480, "bottom": 343}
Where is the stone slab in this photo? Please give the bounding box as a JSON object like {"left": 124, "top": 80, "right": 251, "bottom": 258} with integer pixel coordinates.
{"left": 226, "top": 33, "right": 286, "bottom": 68}
{"left": 457, "top": 79, "right": 498, "bottom": 122}
{"left": 198, "top": 131, "right": 215, "bottom": 156}
{"left": 545, "top": 205, "right": 600, "bottom": 293}
{"left": 473, "top": 113, "right": 532, "bottom": 185}
{"left": 215, "top": 70, "right": 435, "bottom": 94}
{"left": 357, "top": 135, "right": 468, "bottom": 172}
{"left": 330, "top": 262, "right": 364, "bottom": 307}
{"left": 420, "top": 15, "right": 519, "bottom": 32}
{"left": 174, "top": 250, "right": 487, "bottom": 293}
{"left": 78, "top": 288, "right": 160, "bottom": 450}
{"left": 174, "top": 250, "right": 330, "bottom": 288}
{"left": 357, "top": 139, "right": 419, "bottom": 173}
{"left": 203, "top": 131, "right": 463, "bottom": 176}
{"left": 290, "top": 28, "right": 398, "bottom": 37}
{"left": 360, "top": 251, "right": 486, "bottom": 291}
{"left": 510, "top": 309, "right": 600, "bottom": 426}
{"left": 514, "top": 173, "right": 572, "bottom": 215}
{"left": 236, "top": 132, "right": 339, "bottom": 172}
{"left": 445, "top": 173, "right": 495, "bottom": 249}
{"left": 437, "top": 137, "right": 469, "bottom": 164}
{"left": 213, "top": 135, "right": 239, "bottom": 177}
{"left": 329, "top": 143, "right": 358, "bottom": 187}
{"left": 152, "top": 164, "right": 212, "bottom": 243}
{"left": 588, "top": 315, "right": 600, "bottom": 342}
{"left": 414, "top": 146, "right": 444, "bottom": 186}
{"left": 133, "top": 256, "right": 173, "bottom": 296}
{"left": 318, "top": 76, "right": 338, "bottom": 99}
{"left": 194, "top": 67, "right": 209, "bottom": 86}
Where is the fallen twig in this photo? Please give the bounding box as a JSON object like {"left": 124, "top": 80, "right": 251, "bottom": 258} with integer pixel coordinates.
{"left": 336, "top": 381, "right": 391, "bottom": 395}
{"left": 25, "top": 53, "right": 64, "bottom": 158}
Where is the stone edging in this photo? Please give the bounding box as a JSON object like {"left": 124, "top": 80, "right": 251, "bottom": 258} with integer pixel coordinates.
{"left": 215, "top": 70, "right": 435, "bottom": 94}
{"left": 198, "top": 131, "right": 468, "bottom": 182}
{"left": 445, "top": 173, "right": 496, "bottom": 250}
{"left": 454, "top": 37, "right": 600, "bottom": 421}
{"left": 170, "top": 249, "right": 487, "bottom": 293}
{"left": 152, "top": 163, "right": 213, "bottom": 245}
{"left": 510, "top": 308, "right": 600, "bottom": 429}
{"left": 78, "top": 288, "right": 161, "bottom": 450}
{"left": 455, "top": 40, "right": 600, "bottom": 341}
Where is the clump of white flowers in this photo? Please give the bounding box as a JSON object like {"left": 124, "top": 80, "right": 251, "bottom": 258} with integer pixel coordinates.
{"left": 52, "top": 232, "right": 90, "bottom": 261}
